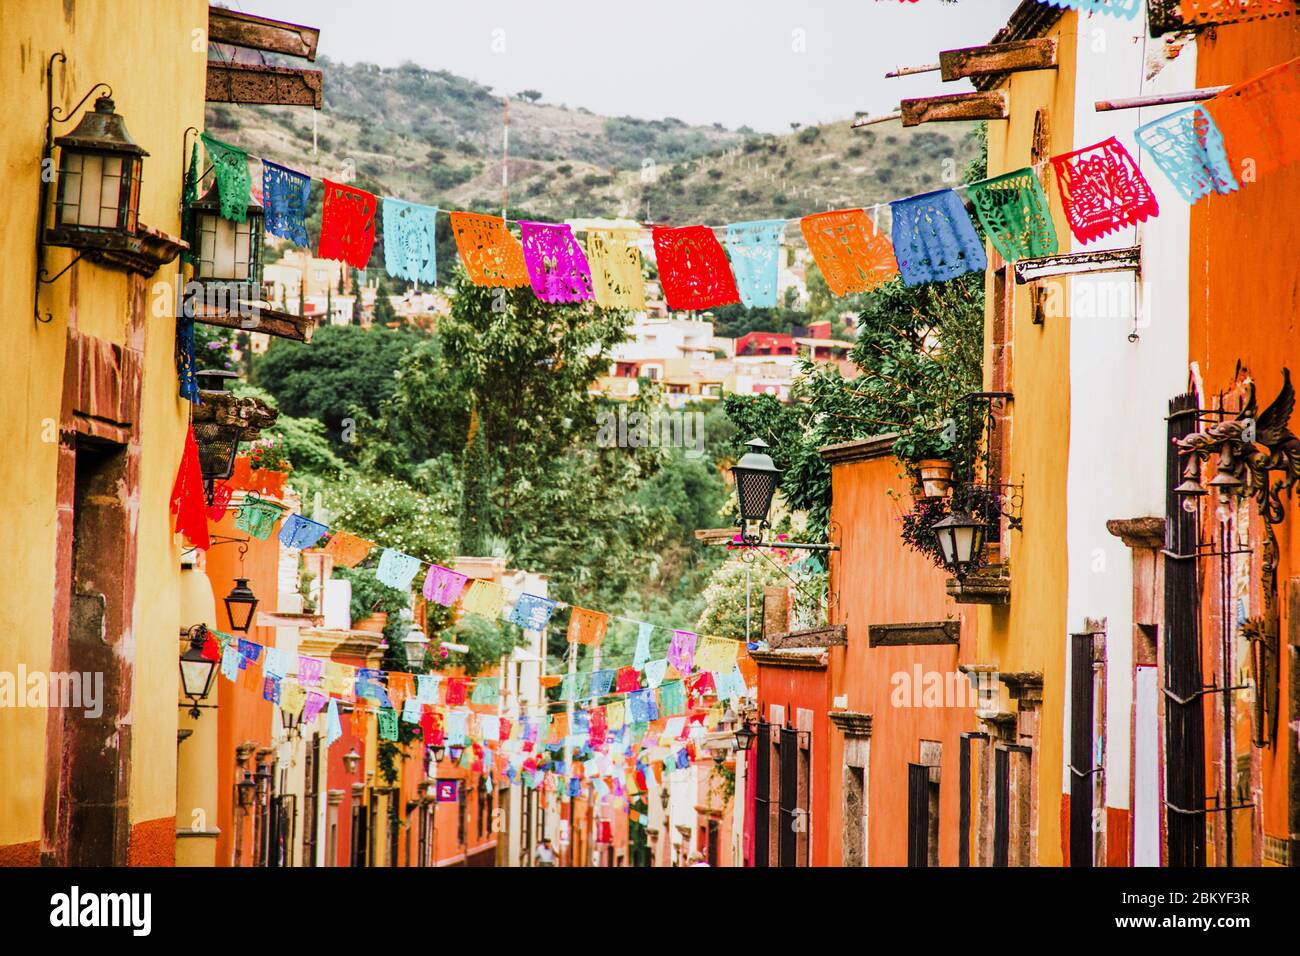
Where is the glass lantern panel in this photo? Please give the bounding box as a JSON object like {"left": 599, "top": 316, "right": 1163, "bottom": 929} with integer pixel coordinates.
{"left": 180, "top": 658, "right": 214, "bottom": 698}
{"left": 936, "top": 528, "right": 956, "bottom": 564}
{"left": 95, "top": 155, "right": 123, "bottom": 228}
{"left": 952, "top": 525, "right": 976, "bottom": 564}
{"left": 58, "top": 152, "right": 83, "bottom": 225}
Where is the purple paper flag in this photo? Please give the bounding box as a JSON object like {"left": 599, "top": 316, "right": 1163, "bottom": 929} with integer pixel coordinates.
{"left": 303, "top": 690, "right": 328, "bottom": 722}
{"left": 668, "top": 629, "right": 697, "bottom": 676}
{"left": 423, "top": 564, "right": 469, "bottom": 607}
{"left": 519, "top": 221, "right": 593, "bottom": 303}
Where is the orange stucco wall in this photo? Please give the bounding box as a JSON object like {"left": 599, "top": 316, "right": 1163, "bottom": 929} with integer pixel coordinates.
{"left": 1190, "top": 22, "right": 1300, "bottom": 864}
{"left": 826, "top": 451, "right": 978, "bottom": 866}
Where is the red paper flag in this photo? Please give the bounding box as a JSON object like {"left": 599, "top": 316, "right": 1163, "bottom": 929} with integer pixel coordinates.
{"left": 615, "top": 666, "right": 641, "bottom": 693}
{"left": 445, "top": 677, "right": 467, "bottom": 706}
{"left": 651, "top": 225, "right": 740, "bottom": 311}
{"left": 206, "top": 482, "right": 233, "bottom": 522}
{"left": 170, "top": 425, "right": 210, "bottom": 551}
{"left": 1050, "top": 137, "right": 1159, "bottom": 244}
{"left": 318, "top": 179, "right": 377, "bottom": 269}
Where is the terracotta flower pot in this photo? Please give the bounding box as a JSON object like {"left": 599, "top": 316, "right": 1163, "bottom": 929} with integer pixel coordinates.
{"left": 917, "top": 459, "right": 954, "bottom": 498}
{"left": 354, "top": 611, "right": 388, "bottom": 634}
{"left": 250, "top": 467, "right": 288, "bottom": 498}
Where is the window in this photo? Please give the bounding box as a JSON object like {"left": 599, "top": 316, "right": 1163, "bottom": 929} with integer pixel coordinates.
{"left": 303, "top": 734, "right": 320, "bottom": 867}
{"left": 1069, "top": 632, "right": 1100, "bottom": 867}
{"left": 778, "top": 727, "right": 797, "bottom": 866}
{"left": 753, "top": 720, "right": 771, "bottom": 868}
{"left": 349, "top": 791, "right": 368, "bottom": 868}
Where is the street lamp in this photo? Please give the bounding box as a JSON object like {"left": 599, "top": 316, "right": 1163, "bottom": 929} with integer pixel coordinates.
{"left": 931, "top": 510, "right": 987, "bottom": 581}
{"left": 448, "top": 744, "right": 465, "bottom": 764}
{"left": 401, "top": 608, "right": 429, "bottom": 672}
{"left": 342, "top": 747, "right": 362, "bottom": 775}
{"left": 734, "top": 722, "right": 755, "bottom": 753}
{"left": 731, "top": 438, "right": 781, "bottom": 545}
{"left": 431, "top": 746, "right": 446, "bottom": 763}
{"left": 188, "top": 182, "right": 265, "bottom": 307}
{"left": 178, "top": 624, "right": 217, "bottom": 719}
{"left": 47, "top": 95, "right": 147, "bottom": 255}
{"left": 223, "top": 576, "right": 259, "bottom": 633}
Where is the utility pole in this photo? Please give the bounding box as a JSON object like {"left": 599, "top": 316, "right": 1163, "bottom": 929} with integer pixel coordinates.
{"left": 501, "top": 96, "right": 509, "bottom": 221}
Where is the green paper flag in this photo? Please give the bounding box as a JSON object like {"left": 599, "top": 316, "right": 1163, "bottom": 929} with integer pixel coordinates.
{"left": 967, "top": 167, "right": 1058, "bottom": 263}
{"left": 658, "top": 680, "right": 686, "bottom": 717}
{"left": 200, "top": 132, "right": 251, "bottom": 223}
{"left": 471, "top": 677, "right": 499, "bottom": 704}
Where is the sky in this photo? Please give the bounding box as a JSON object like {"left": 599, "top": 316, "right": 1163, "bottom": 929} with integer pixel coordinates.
{"left": 233, "top": 0, "right": 1024, "bottom": 133}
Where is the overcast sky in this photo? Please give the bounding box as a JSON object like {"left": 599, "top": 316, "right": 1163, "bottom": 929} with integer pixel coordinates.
{"left": 232, "top": 0, "right": 1023, "bottom": 132}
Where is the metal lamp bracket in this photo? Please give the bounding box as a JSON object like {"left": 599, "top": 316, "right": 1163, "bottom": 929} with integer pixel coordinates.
{"left": 34, "top": 51, "right": 113, "bottom": 324}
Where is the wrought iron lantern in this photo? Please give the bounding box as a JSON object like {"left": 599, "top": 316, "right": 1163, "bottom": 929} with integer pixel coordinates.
{"left": 400, "top": 608, "right": 429, "bottom": 671}
{"left": 189, "top": 182, "right": 265, "bottom": 305}
{"left": 448, "top": 744, "right": 465, "bottom": 764}
{"left": 178, "top": 624, "right": 217, "bottom": 719}
{"left": 931, "top": 510, "right": 987, "bottom": 581}
{"left": 223, "top": 577, "right": 259, "bottom": 633}
{"left": 236, "top": 770, "right": 258, "bottom": 809}
{"left": 342, "top": 747, "right": 362, "bottom": 775}
{"left": 48, "top": 95, "right": 146, "bottom": 254}
{"left": 734, "top": 722, "right": 755, "bottom": 753}
{"left": 731, "top": 437, "right": 781, "bottom": 545}
{"left": 192, "top": 370, "right": 244, "bottom": 498}
{"left": 431, "top": 746, "right": 447, "bottom": 763}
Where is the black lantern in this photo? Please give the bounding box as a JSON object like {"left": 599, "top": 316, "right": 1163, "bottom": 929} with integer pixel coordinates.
{"left": 448, "top": 745, "right": 465, "bottom": 763}
{"left": 734, "top": 722, "right": 755, "bottom": 753}
{"left": 48, "top": 96, "right": 146, "bottom": 253}
{"left": 178, "top": 624, "right": 217, "bottom": 719}
{"left": 189, "top": 182, "right": 265, "bottom": 306}
{"left": 731, "top": 438, "right": 781, "bottom": 544}
{"left": 931, "top": 510, "right": 987, "bottom": 581}
{"left": 431, "top": 746, "right": 447, "bottom": 763}
{"left": 192, "top": 370, "right": 243, "bottom": 498}
{"left": 224, "top": 577, "right": 259, "bottom": 633}
{"left": 236, "top": 770, "right": 258, "bottom": 809}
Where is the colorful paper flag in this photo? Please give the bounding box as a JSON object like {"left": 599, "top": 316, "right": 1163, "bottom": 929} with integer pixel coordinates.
{"left": 381, "top": 197, "right": 439, "bottom": 284}
{"left": 668, "top": 630, "right": 697, "bottom": 676}
{"left": 376, "top": 548, "right": 422, "bottom": 590}
{"left": 319, "top": 179, "right": 378, "bottom": 269}
{"left": 724, "top": 219, "right": 784, "bottom": 308}
{"left": 450, "top": 212, "right": 531, "bottom": 288}
{"left": 200, "top": 133, "right": 250, "bottom": 222}
{"left": 890, "top": 189, "right": 988, "bottom": 286}
{"left": 460, "top": 578, "right": 508, "bottom": 619}
{"left": 169, "top": 426, "right": 211, "bottom": 551}
{"left": 1050, "top": 137, "right": 1160, "bottom": 244}
{"left": 799, "top": 208, "right": 898, "bottom": 296}
{"left": 1135, "top": 105, "right": 1239, "bottom": 204}
{"left": 262, "top": 160, "right": 312, "bottom": 246}
{"left": 471, "top": 677, "right": 500, "bottom": 704}
{"left": 507, "top": 592, "right": 558, "bottom": 630}
{"left": 423, "top": 565, "right": 469, "bottom": 607}
{"left": 692, "top": 636, "right": 737, "bottom": 673}
{"left": 967, "top": 168, "right": 1059, "bottom": 262}
{"left": 583, "top": 224, "right": 645, "bottom": 308}
{"left": 566, "top": 606, "right": 609, "bottom": 646}
{"left": 278, "top": 513, "right": 329, "bottom": 550}
{"left": 633, "top": 622, "right": 654, "bottom": 668}
{"left": 1204, "top": 55, "right": 1300, "bottom": 185}
{"left": 651, "top": 225, "right": 740, "bottom": 311}
{"left": 519, "top": 221, "right": 594, "bottom": 303}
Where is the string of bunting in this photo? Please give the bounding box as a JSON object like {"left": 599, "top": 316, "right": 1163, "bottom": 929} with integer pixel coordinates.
{"left": 175, "top": 483, "right": 760, "bottom": 803}
{"left": 183, "top": 54, "right": 1300, "bottom": 337}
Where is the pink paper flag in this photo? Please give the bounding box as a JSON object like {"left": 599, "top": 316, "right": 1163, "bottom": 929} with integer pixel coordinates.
{"left": 519, "top": 221, "right": 593, "bottom": 303}
{"left": 423, "top": 564, "right": 469, "bottom": 607}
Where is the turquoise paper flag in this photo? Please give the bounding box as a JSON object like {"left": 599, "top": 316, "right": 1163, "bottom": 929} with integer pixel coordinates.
{"left": 471, "top": 677, "right": 499, "bottom": 704}
{"left": 446, "top": 710, "right": 469, "bottom": 745}
{"left": 401, "top": 697, "right": 423, "bottom": 723}
{"left": 220, "top": 648, "right": 242, "bottom": 682}
{"left": 724, "top": 219, "right": 784, "bottom": 308}
{"left": 376, "top": 548, "right": 422, "bottom": 590}
{"left": 416, "top": 674, "right": 441, "bottom": 702}
{"left": 263, "top": 646, "right": 292, "bottom": 679}
{"left": 326, "top": 699, "right": 343, "bottom": 747}
{"left": 633, "top": 622, "right": 653, "bottom": 668}
{"left": 644, "top": 659, "right": 668, "bottom": 689}
{"left": 381, "top": 197, "right": 438, "bottom": 284}
{"left": 559, "top": 673, "right": 585, "bottom": 702}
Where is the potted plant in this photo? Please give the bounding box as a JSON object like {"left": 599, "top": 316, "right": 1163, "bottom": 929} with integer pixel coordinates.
{"left": 894, "top": 429, "right": 956, "bottom": 499}
{"left": 246, "top": 436, "right": 293, "bottom": 497}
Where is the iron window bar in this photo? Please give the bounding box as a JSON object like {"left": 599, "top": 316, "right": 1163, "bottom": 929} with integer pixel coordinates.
{"left": 1162, "top": 682, "right": 1252, "bottom": 707}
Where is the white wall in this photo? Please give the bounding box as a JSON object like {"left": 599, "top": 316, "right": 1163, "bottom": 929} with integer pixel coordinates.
{"left": 1065, "top": 5, "right": 1195, "bottom": 817}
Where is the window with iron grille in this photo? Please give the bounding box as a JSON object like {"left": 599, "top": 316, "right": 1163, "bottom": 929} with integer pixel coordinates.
{"left": 1070, "top": 632, "right": 1097, "bottom": 867}
{"left": 907, "top": 763, "right": 931, "bottom": 867}
{"left": 993, "top": 747, "right": 1010, "bottom": 867}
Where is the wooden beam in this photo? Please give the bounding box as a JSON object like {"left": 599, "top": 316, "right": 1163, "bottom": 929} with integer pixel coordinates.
{"left": 939, "top": 38, "right": 1057, "bottom": 82}
{"left": 900, "top": 90, "right": 1008, "bottom": 127}
{"left": 208, "top": 7, "right": 319, "bottom": 61}
{"left": 1013, "top": 246, "right": 1142, "bottom": 284}
{"left": 851, "top": 111, "right": 903, "bottom": 129}
{"left": 1094, "top": 86, "right": 1227, "bottom": 112}
{"left": 868, "top": 621, "right": 961, "bottom": 647}
{"left": 192, "top": 302, "right": 319, "bottom": 342}
{"left": 206, "top": 62, "right": 323, "bottom": 109}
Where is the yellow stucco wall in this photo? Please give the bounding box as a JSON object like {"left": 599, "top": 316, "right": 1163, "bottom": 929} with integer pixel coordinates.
{"left": 0, "top": 0, "right": 210, "bottom": 851}
{"left": 979, "top": 12, "right": 1078, "bottom": 866}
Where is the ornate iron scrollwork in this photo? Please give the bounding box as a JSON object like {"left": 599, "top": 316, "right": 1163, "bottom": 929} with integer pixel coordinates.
{"left": 1175, "top": 368, "right": 1300, "bottom": 747}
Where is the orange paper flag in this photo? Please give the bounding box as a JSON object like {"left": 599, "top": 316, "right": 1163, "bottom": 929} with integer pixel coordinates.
{"left": 1205, "top": 55, "right": 1300, "bottom": 184}
{"left": 318, "top": 530, "right": 373, "bottom": 568}
{"left": 450, "top": 212, "right": 531, "bottom": 288}
{"left": 800, "top": 208, "right": 898, "bottom": 297}
{"left": 566, "top": 606, "right": 609, "bottom": 645}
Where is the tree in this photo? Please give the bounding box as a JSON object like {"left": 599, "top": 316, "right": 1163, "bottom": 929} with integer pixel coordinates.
{"left": 516, "top": 89, "right": 542, "bottom": 103}
{"left": 252, "top": 324, "right": 424, "bottom": 457}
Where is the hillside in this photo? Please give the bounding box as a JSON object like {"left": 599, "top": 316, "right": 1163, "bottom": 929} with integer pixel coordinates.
{"left": 205, "top": 57, "right": 981, "bottom": 228}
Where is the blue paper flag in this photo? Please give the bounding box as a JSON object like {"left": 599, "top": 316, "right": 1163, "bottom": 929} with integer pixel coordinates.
{"left": 508, "top": 593, "right": 558, "bottom": 631}
{"left": 568, "top": 777, "right": 582, "bottom": 797}
{"left": 376, "top": 548, "right": 423, "bottom": 590}
{"left": 724, "top": 219, "right": 785, "bottom": 308}
{"left": 633, "top": 622, "right": 654, "bottom": 668}
{"left": 262, "top": 160, "right": 312, "bottom": 246}
{"left": 278, "top": 513, "right": 329, "bottom": 550}
{"left": 1134, "top": 105, "right": 1239, "bottom": 205}
{"left": 1042, "top": 0, "right": 1139, "bottom": 20}
{"left": 326, "top": 699, "right": 343, "bottom": 747}
{"left": 587, "top": 669, "right": 615, "bottom": 699}
{"left": 890, "top": 189, "right": 987, "bottom": 287}
{"left": 629, "top": 689, "right": 659, "bottom": 723}
{"left": 381, "top": 197, "right": 439, "bottom": 284}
